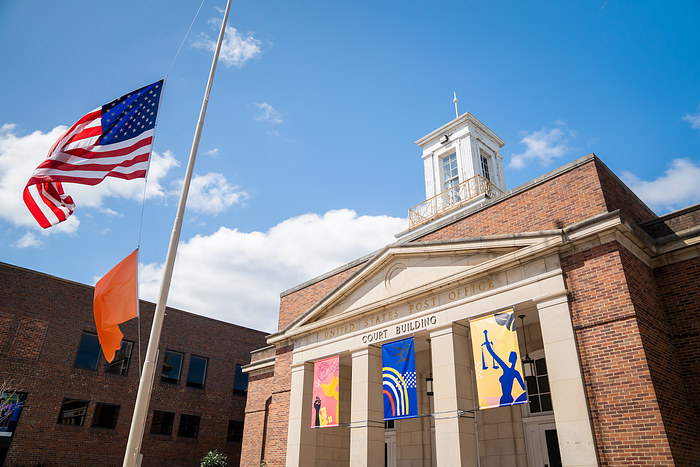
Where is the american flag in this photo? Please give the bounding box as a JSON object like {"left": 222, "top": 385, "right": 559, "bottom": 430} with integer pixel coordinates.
{"left": 23, "top": 80, "right": 164, "bottom": 228}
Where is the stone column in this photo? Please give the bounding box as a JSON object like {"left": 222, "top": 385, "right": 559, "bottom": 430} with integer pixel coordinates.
{"left": 349, "top": 347, "right": 384, "bottom": 467}
{"left": 286, "top": 362, "right": 317, "bottom": 467}
{"left": 536, "top": 295, "right": 599, "bottom": 467}
{"left": 430, "top": 323, "right": 478, "bottom": 466}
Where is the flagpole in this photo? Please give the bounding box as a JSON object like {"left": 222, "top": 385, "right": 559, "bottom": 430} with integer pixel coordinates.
{"left": 122, "top": 1, "right": 232, "bottom": 465}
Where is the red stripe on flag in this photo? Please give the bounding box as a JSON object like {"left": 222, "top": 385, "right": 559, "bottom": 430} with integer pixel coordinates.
{"left": 33, "top": 153, "right": 150, "bottom": 173}
{"left": 63, "top": 136, "right": 152, "bottom": 159}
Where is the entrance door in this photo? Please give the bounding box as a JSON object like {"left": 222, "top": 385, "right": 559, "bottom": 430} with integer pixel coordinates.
{"left": 385, "top": 432, "right": 396, "bottom": 467}
{"left": 537, "top": 423, "right": 562, "bottom": 467}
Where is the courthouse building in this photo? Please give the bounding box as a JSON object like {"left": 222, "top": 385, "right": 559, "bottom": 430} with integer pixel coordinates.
{"left": 0, "top": 263, "right": 267, "bottom": 467}
{"left": 241, "top": 112, "right": 700, "bottom": 467}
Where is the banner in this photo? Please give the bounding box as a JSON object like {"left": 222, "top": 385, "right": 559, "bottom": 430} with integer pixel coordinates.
{"left": 470, "top": 311, "right": 527, "bottom": 409}
{"left": 312, "top": 356, "right": 339, "bottom": 428}
{"left": 0, "top": 392, "right": 26, "bottom": 438}
{"left": 382, "top": 337, "right": 418, "bottom": 420}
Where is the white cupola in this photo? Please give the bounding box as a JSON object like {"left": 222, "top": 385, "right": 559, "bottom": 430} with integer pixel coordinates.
{"left": 415, "top": 112, "right": 506, "bottom": 200}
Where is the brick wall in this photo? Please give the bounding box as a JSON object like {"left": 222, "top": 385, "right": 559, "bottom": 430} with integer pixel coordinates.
{"left": 278, "top": 264, "right": 365, "bottom": 330}
{"left": 653, "top": 256, "right": 700, "bottom": 465}
{"left": 562, "top": 242, "right": 675, "bottom": 465}
{"left": 241, "top": 372, "right": 274, "bottom": 467}
{"left": 0, "top": 262, "right": 267, "bottom": 467}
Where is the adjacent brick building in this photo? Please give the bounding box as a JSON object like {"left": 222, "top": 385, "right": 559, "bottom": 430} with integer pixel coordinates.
{"left": 241, "top": 112, "right": 700, "bottom": 467}
{"left": 0, "top": 262, "right": 267, "bottom": 467}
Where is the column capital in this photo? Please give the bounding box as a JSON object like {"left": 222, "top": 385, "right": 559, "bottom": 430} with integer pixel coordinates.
{"left": 429, "top": 321, "right": 469, "bottom": 339}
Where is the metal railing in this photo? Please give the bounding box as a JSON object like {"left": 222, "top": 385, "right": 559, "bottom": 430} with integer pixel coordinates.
{"left": 408, "top": 175, "right": 503, "bottom": 230}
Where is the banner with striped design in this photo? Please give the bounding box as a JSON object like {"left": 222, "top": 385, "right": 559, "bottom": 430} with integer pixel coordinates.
{"left": 382, "top": 336, "right": 418, "bottom": 421}
{"left": 23, "top": 80, "right": 164, "bottom": 228}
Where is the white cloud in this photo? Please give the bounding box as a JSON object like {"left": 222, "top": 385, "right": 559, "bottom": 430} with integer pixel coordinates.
{"left": 0, "top": 124, "right": 180, "bottom": 232}
{"left": 192, "top": 25, "right": 262, "bottom": 68}
{"left": 254, "top": 103, "right": 283, "bottom": 124}
{"left": 138, "top": 209, "right": 406, "bottom": 332}
{"left": 683, "top": 105, "right": 700, "bottom": 129}
{"left": 508, "top": 121, "right": 576, "bottom": 169}
{"left": 621, "top": 159, "right": 700, "bottom": 213}
{"left": 204, "top": 148, "right": 219, "bottom": 157}
{"left": 180, "top": 172, "right": 247, "bottom": 215}
{"left": 15, "top": 232, "right": 42, "bottom": 249}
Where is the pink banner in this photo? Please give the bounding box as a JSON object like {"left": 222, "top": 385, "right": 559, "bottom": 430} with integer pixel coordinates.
{"left": 312, "top": 356, "right": 339, "bottom": 428}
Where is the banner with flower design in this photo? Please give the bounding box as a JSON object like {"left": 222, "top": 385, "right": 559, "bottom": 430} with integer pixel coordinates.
{"left": 312, "top": 355, "right": 339, "bottom": 428}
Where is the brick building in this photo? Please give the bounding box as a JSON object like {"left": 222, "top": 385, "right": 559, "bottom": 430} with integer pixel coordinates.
{"left": 0, "top": 262, "right": 267, "bottom": 467}
{"left": 240, "top": 113, "right": 700, "bottom": 467}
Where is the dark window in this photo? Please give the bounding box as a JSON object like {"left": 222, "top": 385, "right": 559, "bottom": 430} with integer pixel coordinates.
{"left": 92, "top": 403, "right": 119, "bottom": 429}
{"left": 150, "top": 410, "right": 175, "bottom": 436}
{"left": 384, "top": 420, "right": 395, "bottom": 429}
{"left": 105, "top": 341, "right": 133, "bottom": 376}
{"left": 227, "top": 420, "right": 244, "bottom": 443}
{"left": 480, "top": 154, "right": 491, "bottom": 181}
{"left": 178, "top": 414, "right": 200, "bottom": 438}
{"left": 57, "top": 398, "right": 89, "bottom": 426}
{"left": 525, "top": 357, "right": 552, "bottom": 414}
{"left": 161, "top": 350, "right": 183, "bottom": 384}
{"left": 233, "top": 364, "right": 248, "bottom": 395}
{"left": 74, "top": 332, "right": 101, "bottom": 370}
{"left": 187, "top": 356, "right": 208, "bottom": 389}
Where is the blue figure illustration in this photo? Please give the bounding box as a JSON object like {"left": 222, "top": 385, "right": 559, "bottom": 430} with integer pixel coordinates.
{"left": 482, "top": 330, "right": 527, "bottom": 406}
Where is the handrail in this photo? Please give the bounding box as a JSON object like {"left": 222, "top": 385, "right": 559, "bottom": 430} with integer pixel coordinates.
{"left": 408, "top": 175, "right": 503, "bottom": 230}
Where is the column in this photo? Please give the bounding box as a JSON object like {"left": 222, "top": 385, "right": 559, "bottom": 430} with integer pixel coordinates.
{"left": 536, "top": 295, "right": 599, "bottom": 467}
{"left": 349, "top": 347, "right": 384, "bottom": 467}
{"left": 430, "top": 323, "right": 478, "bottom": 466}
{"left": 286, "top": 362, "right": 317, "bottom": 467}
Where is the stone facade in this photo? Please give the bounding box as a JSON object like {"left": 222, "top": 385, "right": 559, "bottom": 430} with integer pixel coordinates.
{"left": 0, "top": 262, "right": 267, "bottom": 467}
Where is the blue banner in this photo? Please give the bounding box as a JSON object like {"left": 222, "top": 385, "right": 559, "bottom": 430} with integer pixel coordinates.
{"left": 382, "top": 337, "right": 418, "bottom": 420}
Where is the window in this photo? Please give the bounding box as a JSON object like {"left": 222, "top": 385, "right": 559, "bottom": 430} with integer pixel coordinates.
{"left": 384, "top": 420, "right": 395, "bottom": 429}
{"left": 74, "top": 332, "right": 101, "bottom": 370}
{"left": 227, "top": 420, "right": 244, "bottom": 443}
{"left": 233, "top": 364, "right": 248, "bottom": 396}
{"left": 57, "top": 398, "right": 89, "bottom": 426}
{"left": 525, "top": 357, "right": 552, "bottom": 414}
{"left": 187, "top": 356, "right": 208, "bottom": 389}
{"left": 150, "top": 410, "right": 175, "bottom": 436}
{"left": 161, "top": 350, "right": 183, "bottom": 384}
{"left": 105, "top": 340, "right": 133, "bottom": 376}
{"left": 442, "top": 153, "right": 459, "bottom": 191}
{"left": 480, "top": 153, "right": 491, "bottom": 182}
{"left": 178, "top": 414, "right": 200, "bottom": 438}
{"left": 92, "top": 403, "right": 119, "bottom": 429}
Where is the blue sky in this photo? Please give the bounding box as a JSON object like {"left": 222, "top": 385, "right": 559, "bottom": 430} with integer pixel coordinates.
{"left": 1, "top": 0, "right": 699, "bottom": 332}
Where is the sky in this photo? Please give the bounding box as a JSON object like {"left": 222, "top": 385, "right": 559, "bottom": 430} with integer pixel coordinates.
{"left": 1, "top": 0, "right": 699, "bottom": 333}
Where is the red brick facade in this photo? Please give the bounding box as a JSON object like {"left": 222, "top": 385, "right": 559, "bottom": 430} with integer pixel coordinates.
{"left": 0, "top": 262, "right": 267, "bottom": 467}
{"left": 242, "top": 156, "right": 700, "bottom": 466}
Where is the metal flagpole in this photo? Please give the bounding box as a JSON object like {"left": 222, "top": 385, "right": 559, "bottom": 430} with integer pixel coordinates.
{"left": 122, "top": 0, "right": 233, "bottom": 465}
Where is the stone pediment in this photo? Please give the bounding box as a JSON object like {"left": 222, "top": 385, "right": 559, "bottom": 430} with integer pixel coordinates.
{"left": 292, "top": 238, "right": 550, "bottom": 331}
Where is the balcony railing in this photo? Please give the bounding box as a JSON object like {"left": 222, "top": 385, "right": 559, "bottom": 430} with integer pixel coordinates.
{"left": 408, "top": 175, "right": 504, "bottom": 230}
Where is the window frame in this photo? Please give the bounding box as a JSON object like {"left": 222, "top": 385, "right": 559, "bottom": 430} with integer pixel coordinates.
{"left": 91, "top": 402, "right": 120, "bottom": 429}
{"left": 57, "top": 398, "right": 90, "bottom": 426}
{"left": 227, "top": 419, "right": 244, "bottom": 443}
{"left": 105, "top": 340, "right": 134, "bottom": 376}
{"left": 441, "top": 152, "right": 459, "bottom": 192}
{"left": 160, "top": 350, "right": 184, "bottom": 385}
{"left": 233, "top": 363, "right": 249, "bottom": 396}
{"left": 480, "top": 152, "right": 491, "bottom": 182}
{"left": 522, "top": 350, "right": 553, "bottom": 417}
{"left": 150, "top": 410, "right": 175, "bottom": 436}
{"left": 186, "top": 355, "right": 209, "bottom": 389}
{"left": 178, "top": 414, "right": 201, "bottom": 439}
{"left": 74, "top": 332, "right": 101, "bottom": 371}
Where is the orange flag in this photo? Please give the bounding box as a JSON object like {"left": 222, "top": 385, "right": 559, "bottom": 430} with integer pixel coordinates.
{"left": 94, "top": 249, "right": 139, "bottom": 363}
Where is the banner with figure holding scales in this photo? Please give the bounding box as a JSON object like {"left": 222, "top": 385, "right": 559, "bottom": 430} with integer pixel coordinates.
{"left": 470, "top": 311, "right": 528, "bottom": 409}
